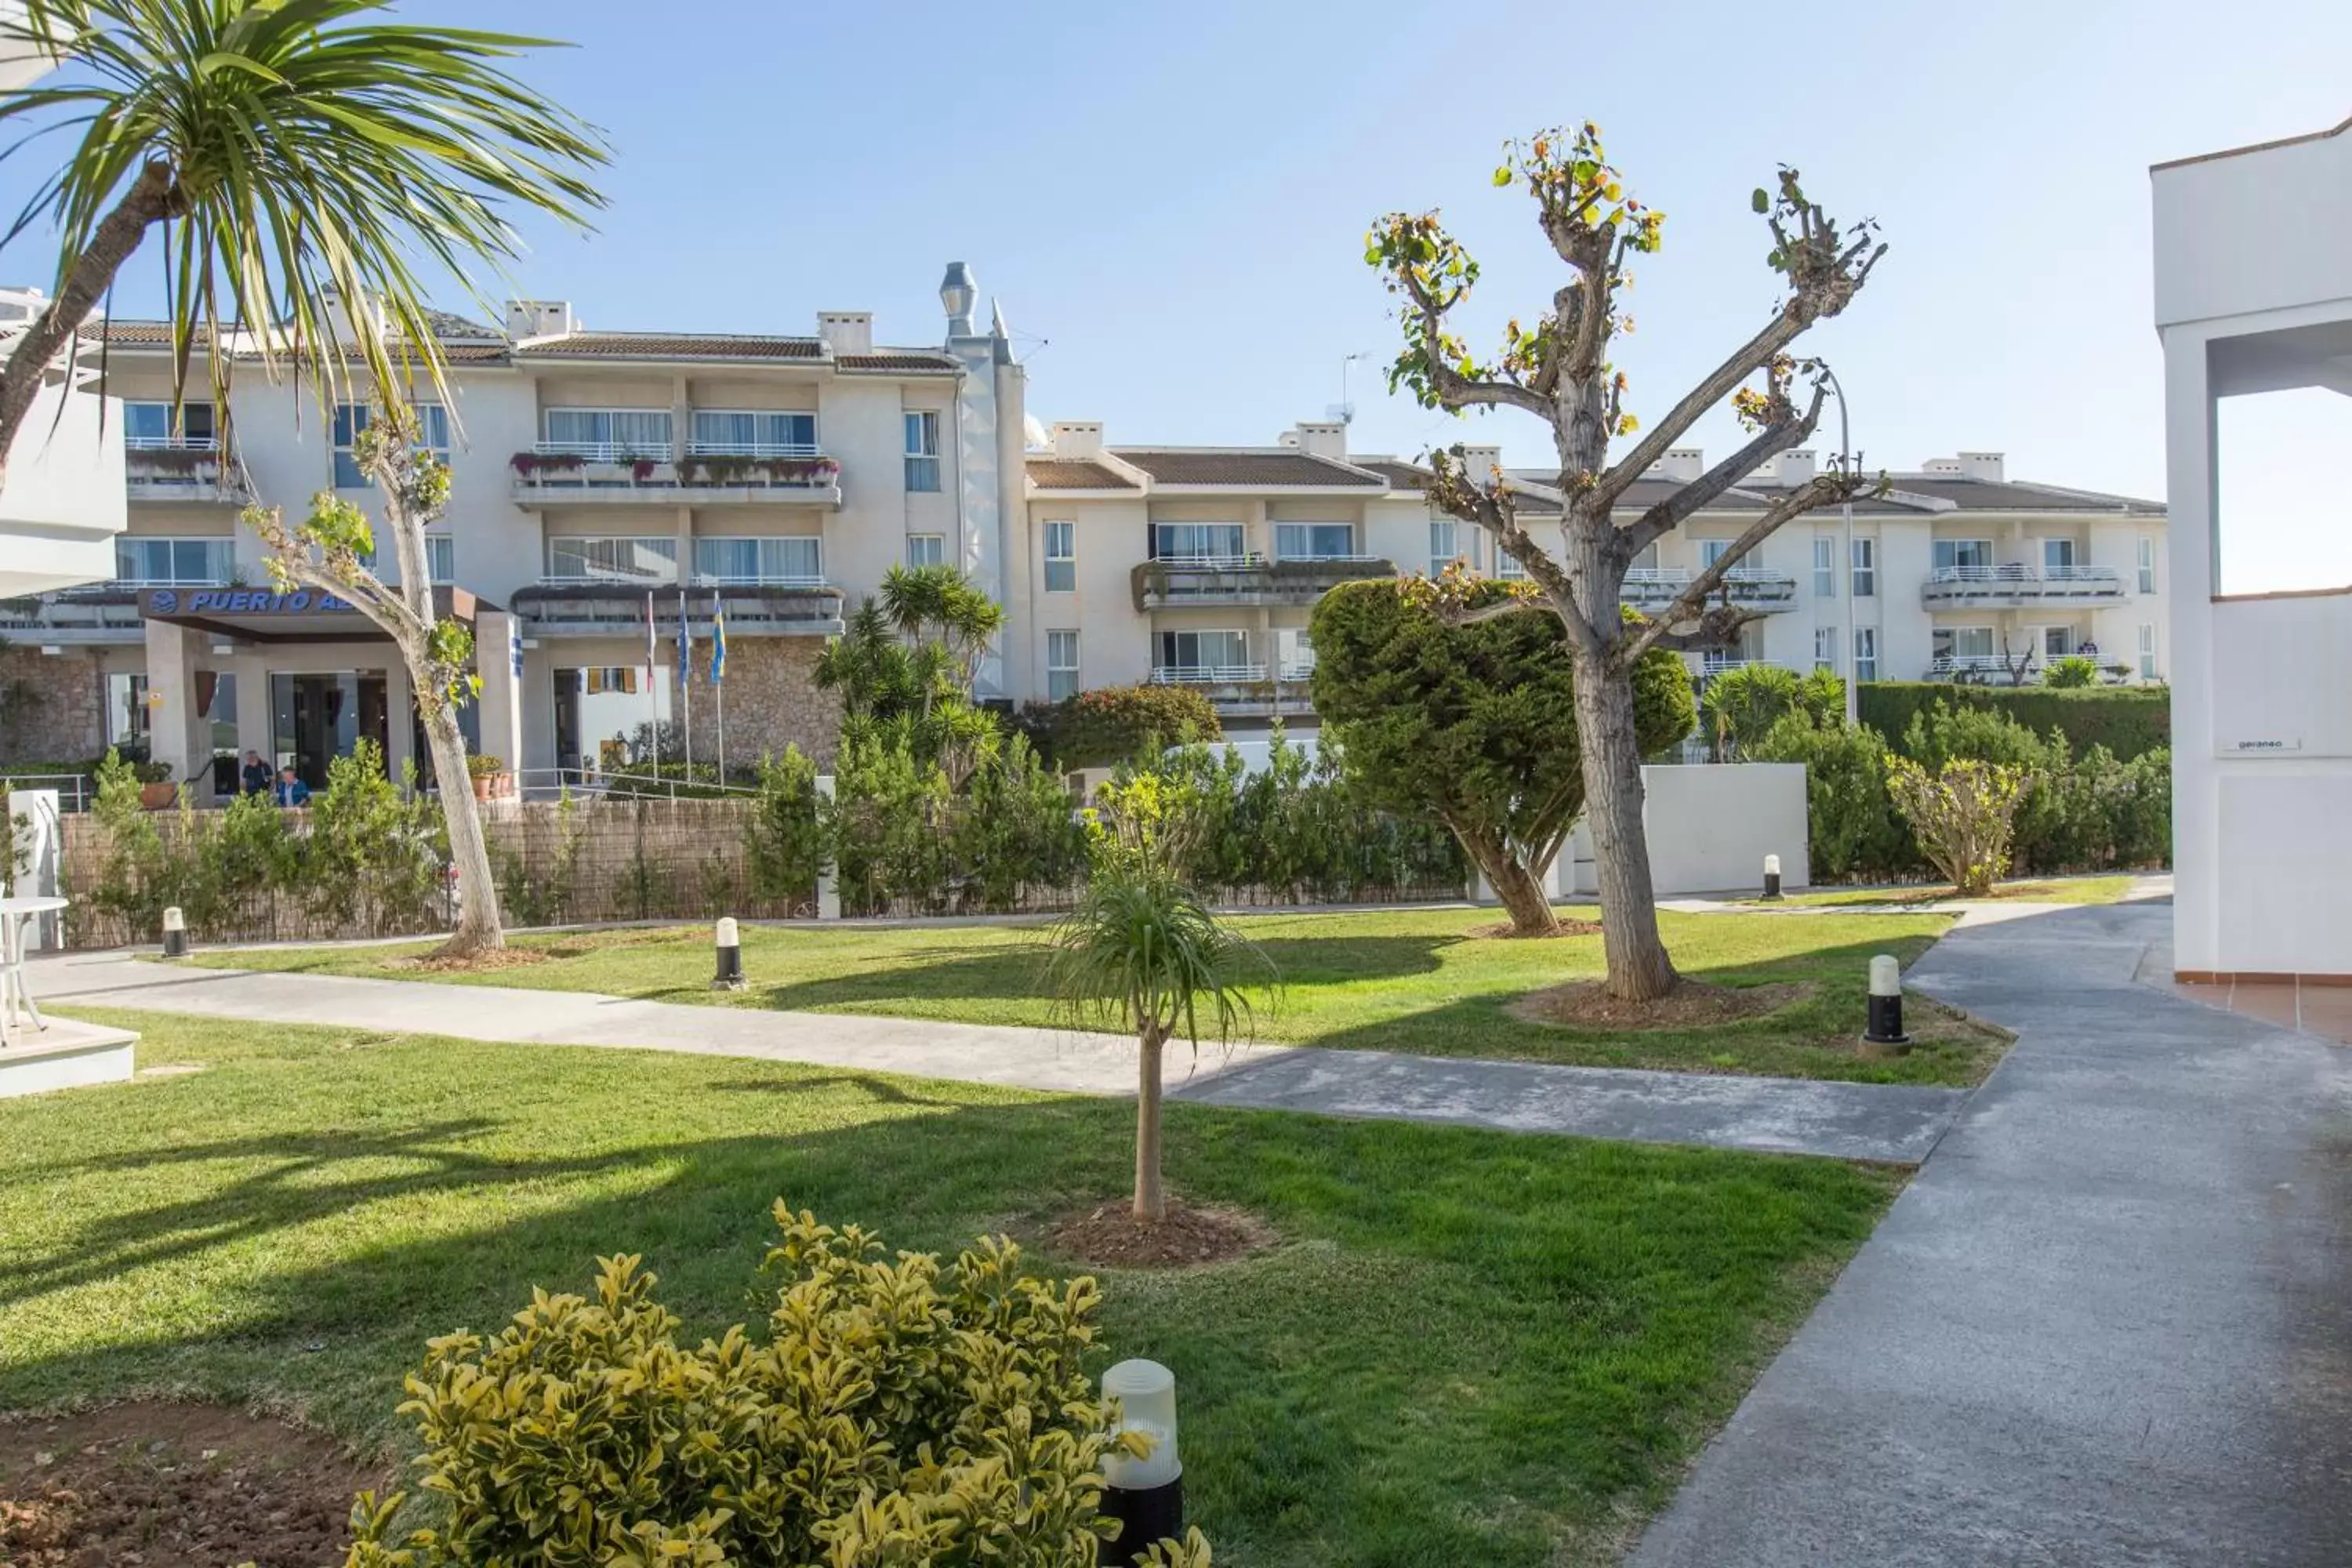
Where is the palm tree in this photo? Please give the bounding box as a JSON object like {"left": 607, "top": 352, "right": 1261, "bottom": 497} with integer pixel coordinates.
{"left": 1043, "top": 858, "right": 1271, "bottom": 1223}
{"left": 0, "top": 0, "right": 608, "bottom": 467}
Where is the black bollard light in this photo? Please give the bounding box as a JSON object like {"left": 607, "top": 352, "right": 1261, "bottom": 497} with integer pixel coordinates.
{"left": 1100, "top": 1359, "right": 1183, "bottom": 1565}
{"left": 1864, "top": 953, "right": 1911, "bottom": 1051}
{"left": 711, "top": 916, "right": 746, "bottom": 991}
{"left": 1761, "top": 853, "right": 1784, "bottom": 902}
{"left": 161, "top": 906, "right": 190, "bottom": 958}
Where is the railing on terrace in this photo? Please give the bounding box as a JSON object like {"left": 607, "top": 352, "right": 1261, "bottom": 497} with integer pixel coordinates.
{"left": 1150, "top": 663, "right": 1269, "bottom": 684}
{"left": 1924, "top": 564, "right": 2126, "bottom": 594}
{"left": 1695, "top": 657, "right": 1791, "bottom": 680}
{"left": 124, "top": 434, "right": 220, "bottom": 452}
{"left": 1621, "top": 568, "right": 1692, "bottom": 596}
{"left": 1153, "top": 552, "right": 1266, "bottom": 570}
{"left": 1926, "top": 653, "right": 2026, "bottom": 679}
{"left": 514, "top": 766, "right": 763, "bottom": 803}
{"left": 684, "top": 439, "right": 822, "bottom": 459}
{"left": 0, "top": 771, "right": 94, "bottom": 812}
{"left": 687, "top": 573, "right": 829, "bottom": 590}
{"left": 532, "top": 438, "right": 670, "bottom": 463}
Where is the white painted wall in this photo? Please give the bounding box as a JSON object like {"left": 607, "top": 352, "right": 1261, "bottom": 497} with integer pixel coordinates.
{"left": 1555, "top": 763, "right": 1810, "bottom": 897}
{"left": 0, "top": 364, "right": 125, "bottom": 597}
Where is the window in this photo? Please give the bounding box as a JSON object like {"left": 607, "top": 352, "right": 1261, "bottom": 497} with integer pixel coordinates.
{"left": 1853, "top": 626, "right": 1878, "bottom": 683}
{"left": 2042, "top": 538, "right": 2078, "bottom": 572}
{"left": 1934, "top": 626, "right": 1997, "bottom": 663}
{"left": 1814, "top": 626, "right": 1839, "bottom": 671}
{"left": 1813, "top": 538, "right": 1836, "bottom": 597}
{"left": 1496, "top": 548, "right": 1528, "bottom": 581}
{"left": 904, "top": 410, "right": 942, "bottom": 492}
{"left": 1700, "top": 539, "right": 1732, "bottom": 570}
{"left": 1274, "top": 521, "right": 1355, "bottom": 560}
{"left": 584, "top": 667, "right": 641, "bottom": 695}
{"left": 1157, "top": 629, "right": 1250, "bottom": 677}
{"left": 689, "top": 409, "right": 815, "bottom": 456}
{"left": 1153, "top": 521, "right": 1246, "bottom": 561}
{"left": 1277, "top": 626, "right": 1316, "bottom": 680}
{"left": 906, "top": 533, "right": 946, "bottom": 568}
{"left": 2042, "top": 625, "right": 2074, "bottom": 660}
{"left": 2138, "top": 536, "right": 2157, "bottom": 594}
{"left": 1931, "top": 538, "right": 1995, "bottom": 574}
{"left": 543, "top": 407, "right": 672, "bottom": 462}
{"left": 426, "top": 534, "right": 455, "bottom": 586}
{"left": 114, "top": 536, "right": 233, "bottom": 585}
{"left": 693, "top": 535, "right": 822, "bottom": 584}
{"left": 1047, "top": 630, "right": 1080, "bottom": 701}
{"left": 336, "top": 402, "right": 448, "bottom": 487}
{"left": 2139, "top": 623, "right": 2158, "bottom": 680}
{"left": 546, "top": 536, "right": 679, "bottom": 583}
{"left": 1044, "top": 520, "right": 1076, "bottom": 592}
{"left": 1851, "top": 537, "right": 1876, "bottom": 597}
{"left": 1430, "top": 518, "right": 1460, "bottom": 575}
{"left": 124, "top": 400, "right": 215, "bottom": 448}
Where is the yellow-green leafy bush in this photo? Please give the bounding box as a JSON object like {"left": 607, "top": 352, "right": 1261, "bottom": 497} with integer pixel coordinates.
{"left": 345, "top": 1204, "right": 1210, "bottom": 1567}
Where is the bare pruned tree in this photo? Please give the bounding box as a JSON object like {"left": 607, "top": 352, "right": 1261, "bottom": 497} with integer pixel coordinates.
{"left": 244, "top": 407, "right": 506, "bottom": 956}
{"left": 1369, "top": 125, "right": 1886, "bottom": 1000}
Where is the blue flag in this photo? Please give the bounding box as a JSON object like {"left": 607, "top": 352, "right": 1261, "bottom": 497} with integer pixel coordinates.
{"left": 677, "top": 591, "right": 691, "bottom": 684}
{"left": 710, "top": 601, "right": 727, "bottom": 684}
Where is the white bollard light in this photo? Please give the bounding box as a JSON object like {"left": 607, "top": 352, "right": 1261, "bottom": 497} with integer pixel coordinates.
{"left": 1102, "top": 1358, "right": 1183, "bottom": 1561}
{"left": 1864, "top": 953, "right": 1910, "bottom": 1049}
{"left": 161, "top": 906, "right": 190, "bottom": 958}
{"left": 1762, "top": 853, "right": 1784, "bottom": 902}
{"left": 711, "top": 916, "right": 746, "bottom": 991}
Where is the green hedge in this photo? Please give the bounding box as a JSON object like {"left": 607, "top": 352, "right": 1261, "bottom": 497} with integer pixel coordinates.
{"left": 1860, "top": 683, "right": 2169, "bottom": 760}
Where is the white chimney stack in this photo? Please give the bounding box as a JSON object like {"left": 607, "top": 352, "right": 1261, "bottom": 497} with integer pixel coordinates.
{"left": 1051, "top": 420, "right": 1105, "bottom": 460}
{"left": 1776, "top": 449, "right": 1817, "bottom": 488}
{"left": 1958, "top": 451, "right": 2005, "bottom": 484}
{"left": 816, "top": 311, "right": 873, "bottom": 355}
{"left": 504, "top": 299, "right": 575, "bottom": 341}
{"left": 1457, "top": 444, "right": 1502, "bottom": 488}
{"left": 1293, "top": 420, "right": 1348, "bottom": 459}
{"left": 1647, "top": 447, "right": 1705, "bottom": 484}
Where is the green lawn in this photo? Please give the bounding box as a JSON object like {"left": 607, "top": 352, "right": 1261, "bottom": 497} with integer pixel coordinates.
{"left": 2, "top": 1011, "right": 1901, "bottom": 1568}
{"left": 1759, "top": 874, "right": 2138, "bottom": 909}
{"left": 191, "top": 905, "right": 1998, "bottom": 1087}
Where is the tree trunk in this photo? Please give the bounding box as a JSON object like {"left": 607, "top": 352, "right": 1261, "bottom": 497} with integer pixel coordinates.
{"left": 1461, "top": 831, "right": 1558, "bottom": 937}
{"left": 1133, "top": 1021, "right": 1167, "bottom": 1222}
{"left": 422, "top": 699, "right": 506, "bottom": 956}
{"left": 1572, "top": 646, "right": 1679, "bottom": 1000}
{"left": 0, "top": 162, "right": 179, "bottom": 480}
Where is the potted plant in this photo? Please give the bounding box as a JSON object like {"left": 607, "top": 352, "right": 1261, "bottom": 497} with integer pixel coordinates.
{"left": 466, "top": 753, "right": 514, "bottom": 801}
{"left": 133, "top": 759, "right": 176, "bottom": 810}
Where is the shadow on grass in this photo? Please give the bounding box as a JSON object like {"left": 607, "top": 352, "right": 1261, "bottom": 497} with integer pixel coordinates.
{"left": 0, "top": 1080, "right": 1896, "bottom": 1568}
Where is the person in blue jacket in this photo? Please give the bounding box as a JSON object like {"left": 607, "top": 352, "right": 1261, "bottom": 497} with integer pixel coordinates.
{"left": 274, "top": 764, "right": 311, "bottom": 808}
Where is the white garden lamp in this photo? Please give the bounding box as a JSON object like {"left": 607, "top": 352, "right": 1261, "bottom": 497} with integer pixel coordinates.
{"left": 1102, "top": 1358, "right": 1183, "bottom": 1559}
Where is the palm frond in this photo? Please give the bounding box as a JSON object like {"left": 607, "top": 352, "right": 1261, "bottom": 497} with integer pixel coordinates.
{"left": 1040, "top": 870, "right": 1273, "bottom": 1051}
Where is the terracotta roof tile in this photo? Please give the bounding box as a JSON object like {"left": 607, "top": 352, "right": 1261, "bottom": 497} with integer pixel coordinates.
{"left": 1886, "top": 476, "right": 2163, "bottom": 514}
{"left": 837, "top": 351, "right": 960, "bottom": 372}
{"left": 517, "top": 332, "right": 822, "bottom": 361}
{"left": 1356, "top": 459, "right": 1431, "bottom": 489}
{"left": 1110, "top": 448, "right": 1383, "bottom": 488}
{"left": 1026, "top": 458, "right": 1138, "bottom": 490}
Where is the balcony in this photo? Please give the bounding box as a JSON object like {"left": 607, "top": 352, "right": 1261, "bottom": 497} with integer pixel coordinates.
{"left": 1131, "top": 554, "right": 1393, "bottom": 612}
{"left": 1148, "top": 662, "right": 1318, "bottom": 718}
{"left": 1628, "top": 566, "right": 1796, "bottom": 612}
{"left": 1620, "top": 567, "right": 1691, "bottom": 606}
{"left": 0, "top": 586, "right": 144, "bottom": 644}
{"left": 1692, "top": 656, "right": 1795, "bottom": 685}
{"left": 124, "top": 441, "right": 253, "bottom": 506}
{"left": 511, "top": 578, "right": 844, "bottom": 638}
{"left": 509, "top": 445, "right": 843, "bottom": 509}
{"left": 1920, "top": 564, "right": 2127, "bottom": 608}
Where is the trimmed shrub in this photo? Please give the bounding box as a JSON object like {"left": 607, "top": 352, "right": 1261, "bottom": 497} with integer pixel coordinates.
{"left": 1888, "top": 758, "right": 2031, "bottom": 895}
{"left": 1017, "top": 683, "right": 1223, "bottom": 770}
{"left": 1861, "top": 681, "right": 2169, "bottom": 761}
{"left": 1751, "top": 716, "right": 1918, "bottom": 882}
{"left": 345, "top": 1205, "right": 1211, "bottom": 1568}
{"left": 743, "top": 745, "right": 826, "bottom": 909}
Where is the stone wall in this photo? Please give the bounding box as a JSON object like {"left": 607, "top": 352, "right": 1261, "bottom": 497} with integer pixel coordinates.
{"left": 679, "top": 635, "right": 841, "bottom": 771}
{"left": 0, "top": 646, "right": 107, "bottom": 765}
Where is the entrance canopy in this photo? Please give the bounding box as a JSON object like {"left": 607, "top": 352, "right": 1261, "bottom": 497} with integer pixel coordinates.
{"left": 139, "top": 584, "right": 492, "bottom": 644}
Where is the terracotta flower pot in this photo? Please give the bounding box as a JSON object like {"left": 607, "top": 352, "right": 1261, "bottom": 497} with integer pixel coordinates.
{"left": 139, "top": 782, "right": 176, "bottom": 810}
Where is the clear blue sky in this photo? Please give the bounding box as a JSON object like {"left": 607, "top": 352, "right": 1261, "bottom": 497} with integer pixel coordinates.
{"left": 7, "top": 0, "right": 2350, "bottom": 586}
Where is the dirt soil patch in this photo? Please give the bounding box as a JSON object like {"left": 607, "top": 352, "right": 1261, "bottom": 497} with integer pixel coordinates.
{"left": 1511, "top": 978, "right": 1809, "bottom": 1032}
{"left": 0, "top": 1402, "right": 388, "bottom": 1568}
{"left": 1046, "top": 1200, "right": 1276, "bottom": 1269}
{"left": 1465, "top": 917, "right": 1603, "bottom": 940}
{"left": 394, "top": 946, "right": 553, "bottom": 974}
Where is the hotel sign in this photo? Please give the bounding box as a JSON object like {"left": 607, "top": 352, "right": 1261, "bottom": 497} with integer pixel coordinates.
{"left": 143, "top": 588, "right": 358, "bottom": 617}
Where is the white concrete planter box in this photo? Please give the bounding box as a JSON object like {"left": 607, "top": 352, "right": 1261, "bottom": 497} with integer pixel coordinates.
{"left": 0, "top": 1020, "right": 138, "bottom": 1098}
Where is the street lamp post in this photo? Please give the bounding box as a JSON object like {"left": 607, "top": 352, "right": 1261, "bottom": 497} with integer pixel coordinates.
{"left": 1820, "top": 368, "right": 1859, "bottom": 727}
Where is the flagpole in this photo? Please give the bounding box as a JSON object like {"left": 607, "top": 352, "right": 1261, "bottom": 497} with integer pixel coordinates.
{"left": 645, "top": 589, "right": 659, "bottom": 779}
{"left": 679, "top": 588, "right": 694, "bottom": 782}
{"left": 713, "top": 593, "right": 728, "bottom": 779}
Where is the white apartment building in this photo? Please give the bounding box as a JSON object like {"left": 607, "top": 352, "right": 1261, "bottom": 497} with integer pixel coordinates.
{"left": 0, "top": 265, "right": 1023, "bottom": 790}
{"left": 1014, "top": 420, "right": 2169, "bottom": 735}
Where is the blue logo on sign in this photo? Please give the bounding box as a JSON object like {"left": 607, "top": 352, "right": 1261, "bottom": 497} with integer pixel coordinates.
{"left": 151, "top": 589, "right": 178, "bottom": 613}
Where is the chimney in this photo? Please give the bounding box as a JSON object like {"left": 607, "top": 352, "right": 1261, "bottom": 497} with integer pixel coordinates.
{"left": 1051, "top": 420, "right": 1105, "bottom": 461}
{"left": 1294, "top": 420, "right": 1348, "bottom": 459}
{"left": 1458, "top": 444, "right": 1502, "bottom": 488}
{"left": 504, "top": 299, "right": 575, "bottom": 341}
{"left": 816, "top": 311, "right": 873, "bottom": 355}
{"left": 939, "top": 262, "right": 978, "bottom": 338}
{"left": 1776, "top": 448, "right": 1817, "bottom": 488}
{"left": 1922, "top": 457, "right": 1963, "bottom": 476}
{"left": 1648, "top": 446, "right": 1704, "bottom": 484}
{"left": 1958, "top": 451, "right": 2005, "bottom": 484}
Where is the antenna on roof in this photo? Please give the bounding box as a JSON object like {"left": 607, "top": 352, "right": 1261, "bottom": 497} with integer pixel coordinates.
{"left": 1333, "top": 351, "right": 1372, "bottom": 425}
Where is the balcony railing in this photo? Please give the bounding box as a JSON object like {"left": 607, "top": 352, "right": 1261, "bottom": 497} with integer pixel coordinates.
{"left": 511, "top": 579, "right": 844, "bottom": 637}
{"left": 1131, "top": 554, "right": 1393, "bottom": 612}
{"left": 1926, "top": 653, "right": 2024, "bottom": 680}
{"left": 124, "top": 445, "right": 252, "bottom": 504}
{"left": 1621, "top": 568, "right": 1691, "bottom": 600}
{"left": 1694, "top": 656, "right": 1791, "bottom": 682}
{"left": 689, "top": 572, "right": 829, "bottom": 590}
{"left": 1151, "top": 663, "right": 1267, "bottom": 684}
{"left": 1921, "top": 564, "right": 2126, "bottom": 604}
{"left": 0, "top": 586, "right": 144, "bottom": 642}
{"left": 685, "top": 439, "right": 822, "bottom": 459}
{"left": 510, "top": 446, "right": 842, "bottom": 506}
{"left": 124, "top": 434, "right": 219, "bottom": 452}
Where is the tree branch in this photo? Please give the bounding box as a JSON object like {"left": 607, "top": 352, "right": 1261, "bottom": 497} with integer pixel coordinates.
{"left": 1425, "top": 456, "right": 1603, "bottom": 659}
{"left": 1588, "top": 311, "right": 1806, "bottom": 513}
{"left": 1392, "top": 265, "right": 1559, "bottom": 419}
{"left": 1620, "top": 379, "right": 1834, "bottom": 553}
{"left": 1640, "top": 611, "right": 1764, "bottom": 653}
{"left": 1621, "top": 473, "right": 1859, "bottom": 662}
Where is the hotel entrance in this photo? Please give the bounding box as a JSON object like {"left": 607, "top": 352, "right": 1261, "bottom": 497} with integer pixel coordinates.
{"left": 270, "top": 672, "right": 390, "bottom": 788}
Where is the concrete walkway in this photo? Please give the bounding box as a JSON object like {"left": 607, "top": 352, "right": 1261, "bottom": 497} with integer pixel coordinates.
{"left": 1631, "top": 899, "right": 2352, "bottom": 1566}
{"left": 25, "top": 950, "right": 1966, "bottom": 1163}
